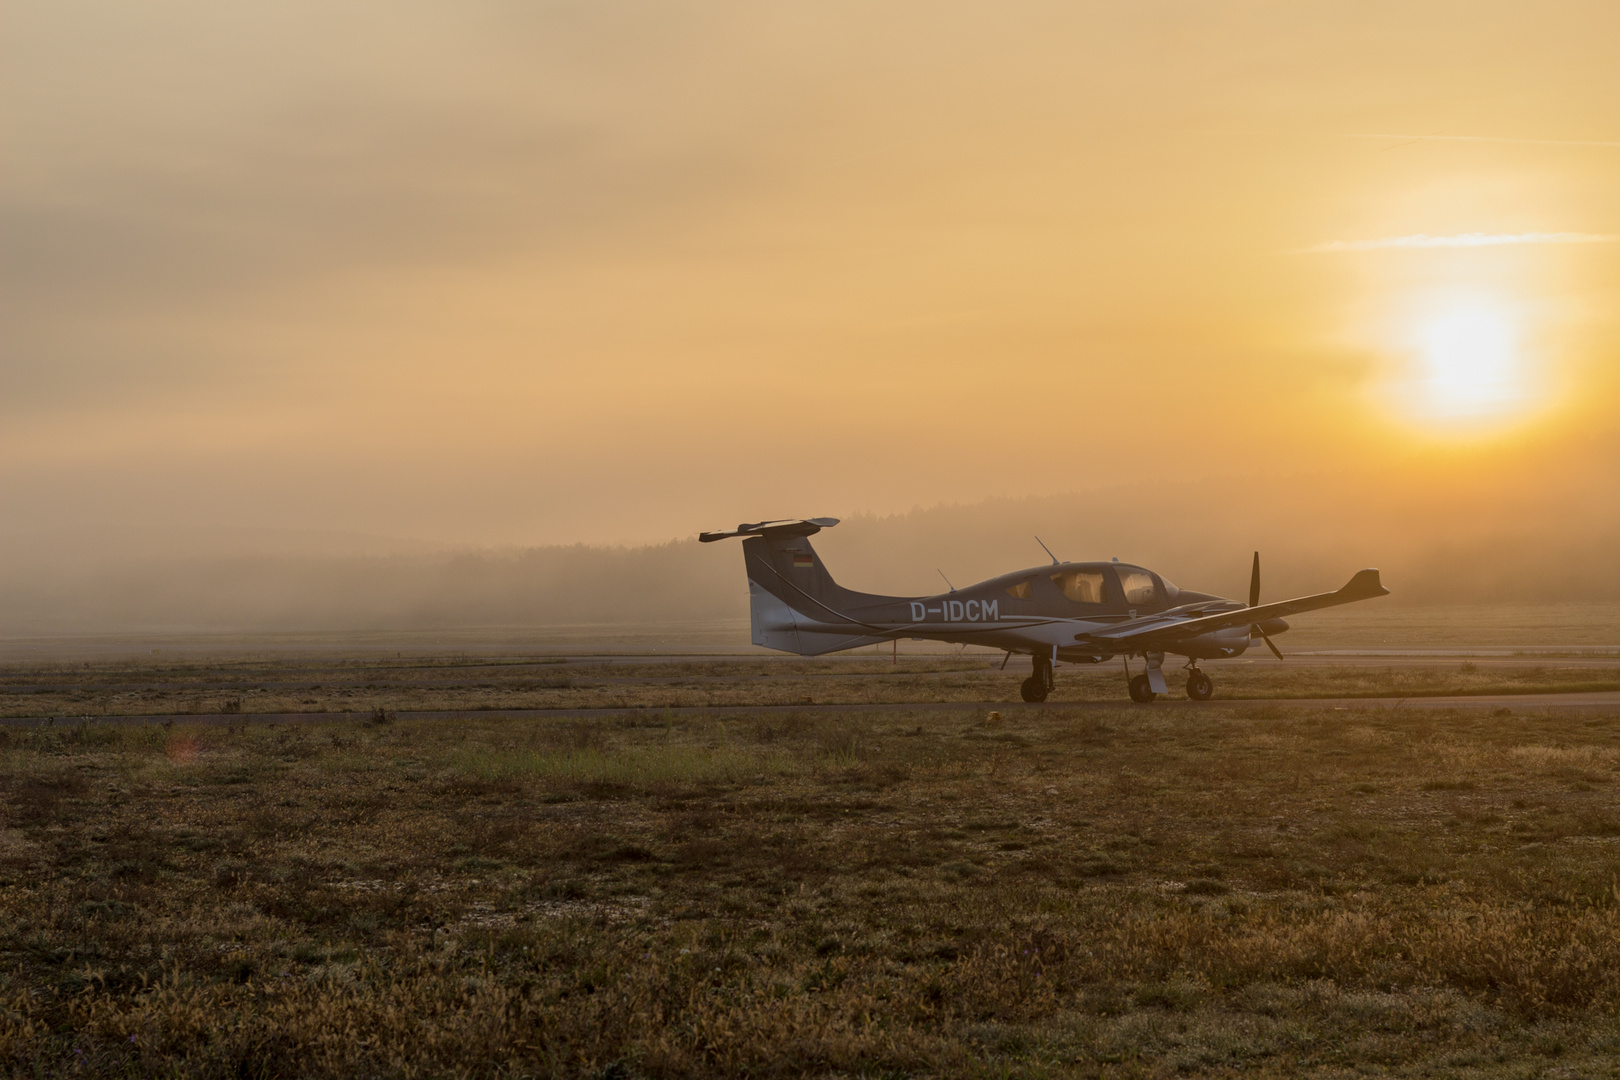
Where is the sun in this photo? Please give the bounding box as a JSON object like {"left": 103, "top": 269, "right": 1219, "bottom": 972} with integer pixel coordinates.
{"left": 1380, "top": 295, "right": 1543, "bottom": 433}
{"left": 1413, "top": 302, "right": 1523, "bottom": 419}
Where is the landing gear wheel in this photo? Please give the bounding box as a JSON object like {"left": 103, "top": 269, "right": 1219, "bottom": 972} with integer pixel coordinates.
{"left": 1128, "top": 674, "right": 1156, "bottom": 703}
{"left": 1022, "top": 653, "right": 1053, "bottom": 703}
{"left": 1186, "top": 671, "right": 1214, "bottom": 701}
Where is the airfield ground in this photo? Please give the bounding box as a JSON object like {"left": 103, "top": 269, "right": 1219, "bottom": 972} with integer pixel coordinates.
{"left": 5, "top": 655, "right": 1620, "bottom": 1077}
{"left": 5, "top": 652, "right": 1620, "bottom": 722}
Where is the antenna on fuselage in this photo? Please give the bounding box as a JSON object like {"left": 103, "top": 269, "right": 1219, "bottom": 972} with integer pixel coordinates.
{"left": 937, "top": 569, "right": 956, "bottom": 592}
{"left": 1034, "top": 536, "right": 1060, "bottom": 565}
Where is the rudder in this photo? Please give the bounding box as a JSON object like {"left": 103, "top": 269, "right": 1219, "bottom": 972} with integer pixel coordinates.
{"left": 699, "top": 518, "right": 887, "bottom": 656}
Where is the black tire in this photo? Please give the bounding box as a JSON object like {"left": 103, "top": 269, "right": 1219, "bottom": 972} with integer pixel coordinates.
{"left": 1020, "top": 677, "right": 1048, "bottom": 703}
{"left": 1128, "top": 673, "right": 1156, "bottom": 703}
{"left": 1186, "top": 671, "right": 1214, "bottom": 701}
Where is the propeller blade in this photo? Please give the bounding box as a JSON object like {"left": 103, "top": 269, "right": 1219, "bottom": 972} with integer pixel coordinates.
{"left": 1260, "top": 629, "right": 1284, "bottom": 661}
{"left": 1249, "top": 551, "right": 1261, "bottom": 608}
{"left": 1000, "top": 650, "right": 1013, "bottom": 670}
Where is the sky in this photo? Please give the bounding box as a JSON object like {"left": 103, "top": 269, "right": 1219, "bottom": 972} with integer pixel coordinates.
{"left": 4, "top": 1, "right": 1619, "bottom": 577}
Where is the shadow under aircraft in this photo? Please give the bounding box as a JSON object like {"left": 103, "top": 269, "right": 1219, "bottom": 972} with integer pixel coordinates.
{"left": 701, "top": 518, "right": 1389, "bottom": 703}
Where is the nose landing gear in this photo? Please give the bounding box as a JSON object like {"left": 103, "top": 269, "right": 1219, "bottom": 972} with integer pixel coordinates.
{"left": 1182, "top": 657, "right": 1215, "bottom": 701}
{"left": 1185, "top": 667, "right": 1214, "bottom": 701}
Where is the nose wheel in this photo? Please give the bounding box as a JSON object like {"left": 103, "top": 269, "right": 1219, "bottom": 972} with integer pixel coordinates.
{"left": 1186, "top": 669, "right": 1214, "bottom": 701}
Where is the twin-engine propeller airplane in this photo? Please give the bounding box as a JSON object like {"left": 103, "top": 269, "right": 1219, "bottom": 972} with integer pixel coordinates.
{"left": 701, "top": 517, "right": 1389, "bottom": 703}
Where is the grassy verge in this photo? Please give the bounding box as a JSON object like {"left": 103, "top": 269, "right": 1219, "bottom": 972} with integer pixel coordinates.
{"left": 5, "top": 694, "right": 1620, "bottom": 1076}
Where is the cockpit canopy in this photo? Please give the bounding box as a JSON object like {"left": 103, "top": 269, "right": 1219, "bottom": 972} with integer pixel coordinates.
{"left": 1004, "top": 563, "right": 1176, "bottom": 607}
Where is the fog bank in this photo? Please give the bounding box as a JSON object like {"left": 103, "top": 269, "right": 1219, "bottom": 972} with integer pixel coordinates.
{"left": 4, "top": 481, "right": 1616, "bottom": 637}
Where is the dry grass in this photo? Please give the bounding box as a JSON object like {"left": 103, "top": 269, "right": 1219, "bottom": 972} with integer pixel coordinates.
{"left": 4, "top": 655, "right": 1619, "bottom": 719}
{"left": 4, "top": 662, "right": 1620, "bottom": 1076}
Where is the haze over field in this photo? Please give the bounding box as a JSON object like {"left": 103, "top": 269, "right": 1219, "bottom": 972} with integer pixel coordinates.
{"left": 4, "top": 2, "right": 1618, "bottom": 633}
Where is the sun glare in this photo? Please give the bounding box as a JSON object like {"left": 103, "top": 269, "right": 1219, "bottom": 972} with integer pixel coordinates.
{"left": 1381, "top": 296, "right": 1542, "bottom": 433}
{"left": 1414, "top": 303, "right": 1522, "bottom": 418}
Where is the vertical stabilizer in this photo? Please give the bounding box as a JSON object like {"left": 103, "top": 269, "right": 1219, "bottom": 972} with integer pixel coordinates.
{"left": 699, "top": 519, "right": 889, "bottom": 656}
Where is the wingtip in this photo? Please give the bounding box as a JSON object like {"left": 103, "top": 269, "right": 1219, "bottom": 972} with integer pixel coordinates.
{"left": 1340, "top": 568, "right": 1390, "bottom": 599}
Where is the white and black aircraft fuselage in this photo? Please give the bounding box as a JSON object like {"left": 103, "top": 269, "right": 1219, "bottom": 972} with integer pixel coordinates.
{"left": 700, "top": 518, "right": 1388, "bottom": 702}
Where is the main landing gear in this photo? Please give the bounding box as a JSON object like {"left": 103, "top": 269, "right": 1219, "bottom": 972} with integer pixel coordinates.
{"left": 1014, "top": 652, "right": 1215, "bottom": 704}
{"left": 1020, "top": 652, "right": 1054, "bottom": 703}
{"left": 1123, "top": 655, "right": 1215, "bottom": 703}
{"left": 1122, "top": 653, "right": 1168, "bottom": 703}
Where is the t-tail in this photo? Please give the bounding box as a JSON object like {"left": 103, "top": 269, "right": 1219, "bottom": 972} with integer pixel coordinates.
{"left": 699, "top": 518, "right": 901, "bottom": 656}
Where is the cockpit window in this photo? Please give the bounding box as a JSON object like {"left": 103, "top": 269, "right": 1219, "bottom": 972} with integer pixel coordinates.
{"left": 1005, "top": 579, "right": 1032, "bottom": 599}
{"left": 1115, "top": 567, "right": 1157, "bottom": 606}
{"left": 1160, "top": 577, "right": 1180, "bottom": 599}
{"left": 1050, "top": 570, "right": 1106, "bottom": 604}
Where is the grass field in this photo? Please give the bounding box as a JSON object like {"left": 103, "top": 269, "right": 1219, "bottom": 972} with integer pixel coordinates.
{"left": 6, "top": 655, "right": 1620, "bottom": 720}
{"left": 5, "top": 657, "right": 1620, "bottom": 1076}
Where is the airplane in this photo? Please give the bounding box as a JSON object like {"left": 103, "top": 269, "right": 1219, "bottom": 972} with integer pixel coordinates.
{"left": 700, "top": 517, "right": 1389, "bottom": 703}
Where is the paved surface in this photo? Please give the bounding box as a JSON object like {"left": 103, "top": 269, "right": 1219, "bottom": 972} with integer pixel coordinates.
{"left": 8, "top": 689, "right": 1620, "bottom": 728}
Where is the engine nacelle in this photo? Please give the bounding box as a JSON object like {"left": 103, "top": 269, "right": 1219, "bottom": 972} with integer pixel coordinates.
{"left": 1173, "top": 626, "right": 1252, "bottom": 660}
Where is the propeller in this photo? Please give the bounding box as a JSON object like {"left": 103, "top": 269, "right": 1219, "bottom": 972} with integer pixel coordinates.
{"left": 1248, "top": 551, "right": 1284, "bottom": 660}
{"left": 1258, "top": 627, "right": 1285, "bottom": 661}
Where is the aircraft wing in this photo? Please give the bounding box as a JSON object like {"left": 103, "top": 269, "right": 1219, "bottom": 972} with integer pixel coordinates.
{"left": 1074, "top": 569, "right": 1389, "bottom": 650}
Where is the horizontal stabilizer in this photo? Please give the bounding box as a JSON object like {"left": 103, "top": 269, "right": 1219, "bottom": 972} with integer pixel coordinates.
{"left": 699, "top": 518, "right": 839, "bottom": 543}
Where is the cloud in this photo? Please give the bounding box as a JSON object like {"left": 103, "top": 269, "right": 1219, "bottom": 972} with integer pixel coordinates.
{"left": 1347, "top": 133, "right": 1620, "bottom": 149}
{"left": 1302, "top": 232, "right": 1620, "bottom": 253}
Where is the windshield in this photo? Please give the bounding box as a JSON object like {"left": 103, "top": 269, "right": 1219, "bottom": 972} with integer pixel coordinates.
{"left": 1114, "top": 567, "right": 1157, "bottom": 606}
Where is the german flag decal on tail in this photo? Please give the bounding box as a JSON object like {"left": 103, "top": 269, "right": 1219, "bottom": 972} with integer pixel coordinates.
{"left": 793, "top": 553, "right": 814, "bottom": 569}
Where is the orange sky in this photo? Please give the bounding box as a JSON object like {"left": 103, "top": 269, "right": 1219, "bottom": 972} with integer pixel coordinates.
{"left": 4, "top": 1, "right": 1618, "bottom": 556}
